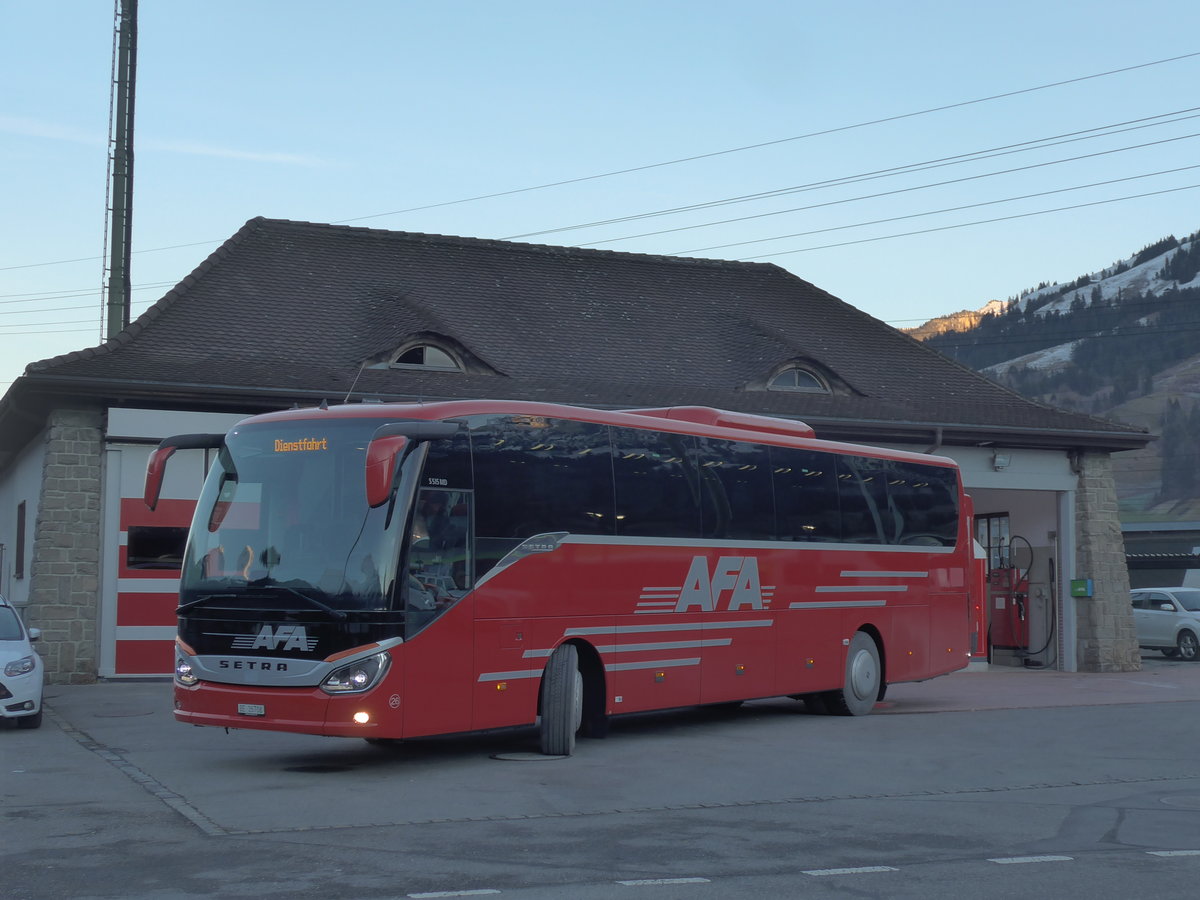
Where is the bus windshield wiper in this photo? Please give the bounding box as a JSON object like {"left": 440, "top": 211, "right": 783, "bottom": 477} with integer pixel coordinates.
{"left": 177, "top": 587, "right": 348, "bottom": 620}
{"left": 270, "top": 584, "right": 349, "bottom": 621}
{"left": 176, "top": 593, "right": 241, "bottom": 614}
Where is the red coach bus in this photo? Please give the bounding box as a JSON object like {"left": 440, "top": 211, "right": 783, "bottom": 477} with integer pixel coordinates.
{"left": 145, "top": 400, "right": 973, "bottom": 755}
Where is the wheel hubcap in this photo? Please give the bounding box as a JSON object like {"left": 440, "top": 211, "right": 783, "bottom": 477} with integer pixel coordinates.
{"left": 850, "top": 649, "right": 878, "bottom": 700}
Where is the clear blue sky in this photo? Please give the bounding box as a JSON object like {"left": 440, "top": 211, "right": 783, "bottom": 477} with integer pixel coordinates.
{"left": 3, "top": 1, "right": 1199, "bottom": 391}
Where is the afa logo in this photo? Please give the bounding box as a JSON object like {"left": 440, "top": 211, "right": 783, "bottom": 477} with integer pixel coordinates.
{"left": 231, "top": 624, "right": 318, "bottom": 652}
{"left": 638, "top": 556, "right": 775, "bottom": 613}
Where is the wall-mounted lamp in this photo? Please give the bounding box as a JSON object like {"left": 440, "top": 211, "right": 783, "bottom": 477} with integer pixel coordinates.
{"left": 992, "top": 452, "right": 1011, "bottom": 471}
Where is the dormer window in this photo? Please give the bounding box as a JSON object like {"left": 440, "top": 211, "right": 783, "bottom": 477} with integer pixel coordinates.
{"left": 389, "top": 344, "right": 462, "bottom": 372}
{"left": 768, "top": 366, "right": 828, "bottom": 393}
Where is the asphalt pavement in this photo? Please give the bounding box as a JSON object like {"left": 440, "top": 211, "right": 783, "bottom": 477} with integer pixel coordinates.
{"left": 5, "top": 654, "right": 1200, "bottom": 898}
{"left": 8, "top": 653, "right": 1199, "bottom": 829}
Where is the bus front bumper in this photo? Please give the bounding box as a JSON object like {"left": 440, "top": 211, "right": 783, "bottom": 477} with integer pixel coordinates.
{"left": 174, "top": 680, "right": 398, "bottom": 738}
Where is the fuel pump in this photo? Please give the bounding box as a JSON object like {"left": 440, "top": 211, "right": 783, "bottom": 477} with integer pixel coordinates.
{"left": 988, "top": 535, "right": 1032, "bottom": 653}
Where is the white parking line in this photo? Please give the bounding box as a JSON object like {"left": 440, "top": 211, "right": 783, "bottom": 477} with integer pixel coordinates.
{"left": 987, "top": 855, "right": 1073, "bottom": 864}
{"left": 803, "top": 866, "right": 899, "bottom": 876}
{"left": 1148, "top": 850, "right": 1200, "bottom": 857}
{"left": 616, "top": 878, "right": 712, "bottom": 885}
{"left": 408, "top": 891, "right": 502, "bottom": 898}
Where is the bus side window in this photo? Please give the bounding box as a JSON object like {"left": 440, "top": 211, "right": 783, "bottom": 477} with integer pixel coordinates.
{"left": 770, "top": 447, "right": 839, "bottom": 542}
{"left": 470, "top": 415, "right": 615, "bottom": 580}
{"left": 838, "top": 456, "right": 887, "bottom": 544}
{"left": 695, "top": 438, "right": 774, "bottom": 540}
{"left": 889, "top": 462, "right": 959, "bottom": 546}
{"left": 612, "top": 428, "right": 702, "bottom": 538}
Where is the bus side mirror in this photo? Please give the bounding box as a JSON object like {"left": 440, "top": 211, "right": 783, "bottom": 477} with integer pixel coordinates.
{"left": 144, "top": 446, "right": 176, "bottom": 511}
{"left": 364, "top": 420, "right": 461, "bottom": 508}
{"left": 365, "top": 436, "right": 409, "bottom": 508}
{"left": 144, "top": 433, "right": 226, "bottom": 510}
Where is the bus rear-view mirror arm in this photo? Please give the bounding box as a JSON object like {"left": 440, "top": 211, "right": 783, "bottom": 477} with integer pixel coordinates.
{"left": 144, "top": 433, "right": 226, "bottom": 511}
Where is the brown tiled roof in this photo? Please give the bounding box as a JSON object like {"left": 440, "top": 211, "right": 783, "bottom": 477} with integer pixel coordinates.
{"left": 20, "top": 217, "right": 1148, "bottom": 450}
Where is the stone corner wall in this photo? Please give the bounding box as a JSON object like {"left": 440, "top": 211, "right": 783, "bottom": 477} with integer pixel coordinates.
{"left": 1074, "top": 450, "right": 1140, "bottom": 672}
{"left": 28, "top": 407, "right": 104, "bottom": 684}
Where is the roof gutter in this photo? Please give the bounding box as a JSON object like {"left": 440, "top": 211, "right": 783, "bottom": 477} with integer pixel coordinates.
{"left": 10, "top": 374, "right": 1155, "bottom": 453}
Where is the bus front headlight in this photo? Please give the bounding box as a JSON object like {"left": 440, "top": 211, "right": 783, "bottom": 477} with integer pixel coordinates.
{"left": 175, "top": 655, "right": 198, "bottom": 686}
{"left": 321, "top": 652, "right": 391, "bottom": 694}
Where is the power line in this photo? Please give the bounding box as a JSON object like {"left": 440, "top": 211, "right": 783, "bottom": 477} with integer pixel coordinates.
{"left": 662, "top": 164, "right": 1200, "bottom": 256}
{"left": 334, "top": 51, "right": 1200, "bottom": 225}
{"left": 0, "top": 240, "right": 217, "bottom": 273}
{"left": 4, "top": 52, "right": 1198, "bottom": 277}
{"left": 0, "top": 304, "right": 101, "bottom": 317}
{"left": 0, "top": 326, "right": 98, "bottom": 336}
{"left": 737, "top": 183, "right": 1200, "bottom": 261}
{"left": 0, "top": 299, "right": 155, "bottom": 328}
{"left": 0, "top": 281, "right": 174, "bottom": 305}
{"left": 581, "top": 132, "right": 1200, "bottom": 249}
{"left": 502, "top": 107, "right": 1200, "bottom": 242}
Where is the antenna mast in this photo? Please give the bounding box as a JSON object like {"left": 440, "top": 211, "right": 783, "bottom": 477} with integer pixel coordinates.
{"left": 102, "top": 0, "right": 138, "bottom": 340}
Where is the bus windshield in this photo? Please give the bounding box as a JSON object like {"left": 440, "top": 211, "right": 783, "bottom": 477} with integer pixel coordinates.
{"left": 180, "top": 419, "right": 406, "bottom": 612}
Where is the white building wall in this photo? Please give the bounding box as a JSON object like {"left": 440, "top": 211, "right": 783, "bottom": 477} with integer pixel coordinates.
{"left": 892, "top": 443, "right": 1080, "bottom": 669}
{"left": 0, "top": 426, "right": 49, "bottom": 607}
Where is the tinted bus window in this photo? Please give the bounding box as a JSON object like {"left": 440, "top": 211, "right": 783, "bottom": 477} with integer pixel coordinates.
{"left": 771, "top": 447, "right": 840, "bottom": 542}
{"left": 838, "top": 455, "right": 888, "bottom": 544}
{"left": 887, "top": 461, "right": 959, "bottom": 546}
{"left": 420, "top": 427, "right": 473, "bottom": 491}
{"left": 695, "top": 438, "right": 774, "bottom": 540}
{"left": 612, "top": 427, "right": 702, "bottom": 538}
{"left": 470, "top": 415, "right": 615, "bottom": 541}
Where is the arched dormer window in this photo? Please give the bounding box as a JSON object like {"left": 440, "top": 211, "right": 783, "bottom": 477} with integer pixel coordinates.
{"left": 768, "top": 366, "right": 828, "bottom": 393}
{"left": 388, "top": 343, "right": 462, "bottom": 372}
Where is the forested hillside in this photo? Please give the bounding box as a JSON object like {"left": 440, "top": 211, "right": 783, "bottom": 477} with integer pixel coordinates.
{"left": 911, "top": 229, "right": 1200, "bottom": 519}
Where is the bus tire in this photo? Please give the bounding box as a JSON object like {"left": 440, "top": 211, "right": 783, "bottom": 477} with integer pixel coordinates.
{"left": 827, "top": 631, "right": 881, "bottom": 717}
{"left": 540, "top": 643, "right": 583, "bottom": 756}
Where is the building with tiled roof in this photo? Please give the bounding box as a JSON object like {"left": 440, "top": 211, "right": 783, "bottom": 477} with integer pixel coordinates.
{"left": 0, "top": 217, "right": 1150, "bottom": 681}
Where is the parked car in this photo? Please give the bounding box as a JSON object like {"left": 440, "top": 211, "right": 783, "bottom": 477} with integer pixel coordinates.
{"left": 0, "top": 595, "right": 44, "bottom": 728}
{"left": 1131, "top": 587, "right": 1200, "bottom": 661}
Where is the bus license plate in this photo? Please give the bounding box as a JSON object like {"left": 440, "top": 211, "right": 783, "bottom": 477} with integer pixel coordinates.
{"left": 237, "top": 703, "right": 266, "bottom": 717}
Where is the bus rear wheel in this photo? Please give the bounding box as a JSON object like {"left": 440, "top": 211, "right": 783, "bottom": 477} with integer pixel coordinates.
{"left": 826, "top": 631, "right": 881, "bottom": 716}
{"left": 540, "top": 643, "right": 583, "bottom": 756}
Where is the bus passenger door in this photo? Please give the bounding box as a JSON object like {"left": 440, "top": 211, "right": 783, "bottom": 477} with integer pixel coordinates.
{"left": 400, "top": 598, "right": 477, "bottom": 739}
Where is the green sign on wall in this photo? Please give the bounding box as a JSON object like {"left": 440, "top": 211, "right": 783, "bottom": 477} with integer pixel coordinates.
{"left": 1070, "top": 578, "right": 1094, "bottom": 598}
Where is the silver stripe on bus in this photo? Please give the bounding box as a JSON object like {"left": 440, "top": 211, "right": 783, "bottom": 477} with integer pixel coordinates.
{"left": 839, "top": 570, "right": 928, "bottom": 578}
{"left": 477, "top": 669, "right": 542, "bottom": 682}
{"left": 815, "top": 585, "right": 908, "bottom": 593}
{"left": 788, "top": 600, "right": 889, "bottom": 609}
{"left": 599, "top": 639, "right": 732, "bottom": 653}
{"left": 521, "top": 638, "right": 733, "bottom": 660}
{"left": 560, "top": 534, "right": 956, "bottom": 553}
{"left": 565, "top": 620, "right": 773, "bottom": 636}
{"left": 473, "top": 535, "right": 953, "bottom": 592}
{"left": 605, "top": 658, "right": 701, "bottom": 672}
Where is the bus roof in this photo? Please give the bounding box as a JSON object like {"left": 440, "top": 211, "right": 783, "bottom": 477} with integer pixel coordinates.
{"left": 236, "top": 400, "right": 958, "bottom": 469}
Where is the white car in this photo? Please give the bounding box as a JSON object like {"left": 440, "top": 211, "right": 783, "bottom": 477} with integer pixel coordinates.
{"left": 0, "top": 596, "right": 44, "bottom": 728}
{"left": 1131, "top": 587, "right": 1200, "bottom": 661}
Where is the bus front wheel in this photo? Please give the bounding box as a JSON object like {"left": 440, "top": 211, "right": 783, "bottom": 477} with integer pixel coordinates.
{"left": 540, "top": 643, "right": 583, "bottom": 755}
{"left": 827, "top": 631, "right": 881, "bottom": 716}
